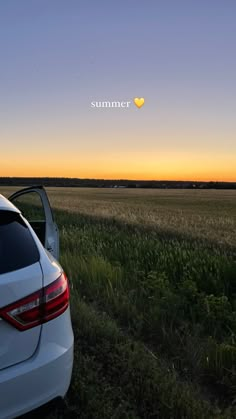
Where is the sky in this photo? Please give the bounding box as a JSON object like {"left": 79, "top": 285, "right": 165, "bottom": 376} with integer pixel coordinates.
{"left": 0, "top": 0, "right": 236, "bottom": 181}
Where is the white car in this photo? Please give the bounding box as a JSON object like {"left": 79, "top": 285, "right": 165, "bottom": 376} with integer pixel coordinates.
{"left": 0, "top": 186, "right": 74, "bottom": 419}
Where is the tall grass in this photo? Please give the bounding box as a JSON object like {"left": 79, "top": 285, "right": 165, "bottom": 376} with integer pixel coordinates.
{"left": 55, "top": 208, "right": 236, "bottom": 417}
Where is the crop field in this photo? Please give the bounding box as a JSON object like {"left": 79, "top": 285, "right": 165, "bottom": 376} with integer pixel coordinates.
{"left": 2, "top": 187, "right": 236, "bottom": 418}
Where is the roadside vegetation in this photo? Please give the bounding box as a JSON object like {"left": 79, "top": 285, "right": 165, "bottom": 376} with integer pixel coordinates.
{"left": 3, "top": 187, "right": 236, "bottom": 418}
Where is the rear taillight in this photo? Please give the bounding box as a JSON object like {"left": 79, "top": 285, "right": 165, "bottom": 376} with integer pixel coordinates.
{"left": 0, "top": 273, "right": 69, "bottom": 331}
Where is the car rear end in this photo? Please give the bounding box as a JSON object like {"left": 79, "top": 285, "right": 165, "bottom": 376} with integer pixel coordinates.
{"left": 0, "top": 197, "right": 74, "bottom": 419}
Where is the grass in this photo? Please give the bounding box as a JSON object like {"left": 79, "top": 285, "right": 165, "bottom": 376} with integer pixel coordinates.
{"left": 3, "top": 187, "right": 236, "bottom": 248}
{"left": 2, "top": 187, "right": 236, "bottom": 418}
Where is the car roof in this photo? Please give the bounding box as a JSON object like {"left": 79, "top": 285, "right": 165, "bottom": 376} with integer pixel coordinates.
{"left": 0, "top": 194, "right": 20, "bottom": 213}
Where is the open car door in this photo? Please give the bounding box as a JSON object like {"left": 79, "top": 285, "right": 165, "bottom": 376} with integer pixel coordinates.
{"left": 9, "top": 186, "right": 59, "bottom": 260}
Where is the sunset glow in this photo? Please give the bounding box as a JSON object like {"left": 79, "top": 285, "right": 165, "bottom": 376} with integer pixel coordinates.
{"left": 0, "top": 2, "right": 235, "bottom": 182}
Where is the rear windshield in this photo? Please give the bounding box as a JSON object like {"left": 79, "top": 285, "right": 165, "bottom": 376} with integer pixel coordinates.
{"left": 0, "top": 211, "right": 39, "bottom": 275}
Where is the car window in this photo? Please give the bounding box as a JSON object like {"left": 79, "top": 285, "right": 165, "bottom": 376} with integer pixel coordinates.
{"left": 0, "top": 211, "right": 39, "bottom": 275}
{"left": 11, "top": 191, "right": 45, "bottom": 221}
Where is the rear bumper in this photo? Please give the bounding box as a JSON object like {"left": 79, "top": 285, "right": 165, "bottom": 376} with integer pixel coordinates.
{"left": 0, "top": 309, "right": 74, "bottom": 419}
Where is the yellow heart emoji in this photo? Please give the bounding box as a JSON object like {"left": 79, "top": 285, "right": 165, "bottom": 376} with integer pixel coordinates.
{"left": 134, "top": 97, "right": 145, "bottom": 108}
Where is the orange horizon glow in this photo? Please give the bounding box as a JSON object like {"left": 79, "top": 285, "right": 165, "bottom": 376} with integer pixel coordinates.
{"left": 1, "top": 150, "right": 235, "bottom": 183}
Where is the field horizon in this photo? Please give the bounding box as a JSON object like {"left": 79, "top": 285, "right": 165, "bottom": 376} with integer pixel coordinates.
{"left": 1, "top": 177, "right": 236, "bottom": 190}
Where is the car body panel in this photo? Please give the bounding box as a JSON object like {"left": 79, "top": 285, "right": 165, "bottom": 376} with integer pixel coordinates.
{"left": 0, "top": 195, "right": 20, "bottom": 213}
{"left": 0, "top": 309, "right": 74, "bottom": 419}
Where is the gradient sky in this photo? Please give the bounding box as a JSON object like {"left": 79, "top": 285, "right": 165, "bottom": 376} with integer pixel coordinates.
{"left": 0, "top": 1, "right": 236, "bottom": 181}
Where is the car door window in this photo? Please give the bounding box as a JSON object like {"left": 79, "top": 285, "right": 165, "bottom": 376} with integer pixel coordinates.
{"left": 10, "top": 192, "right": 46, "bottom": 246}
{"left": 9, "top": 187, "right": 59, "bottom": 259}
{"left": 10, "top": 191, "right": 45, "bottom": 220}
